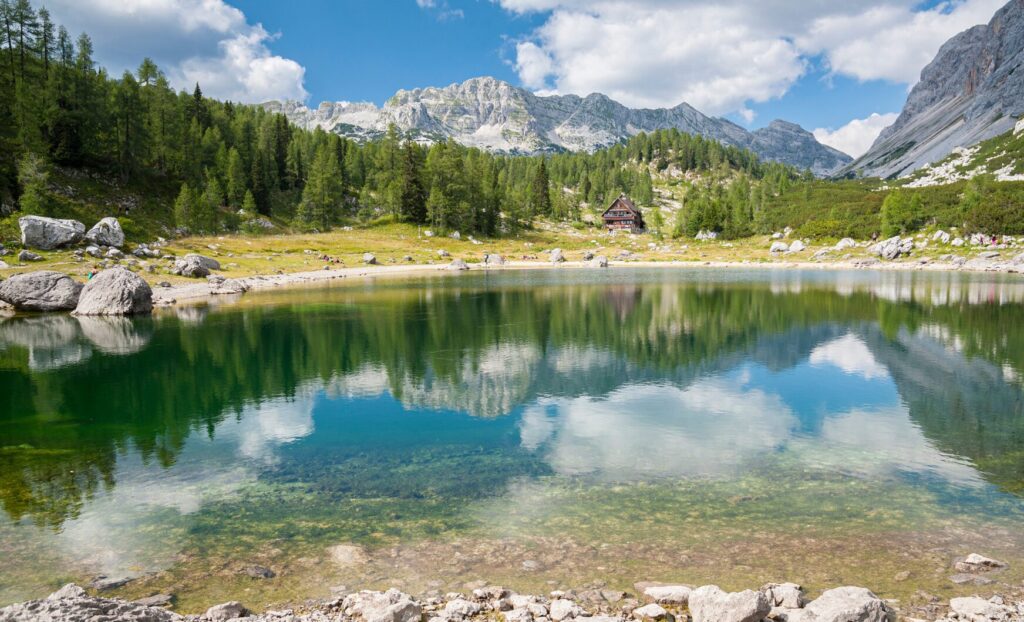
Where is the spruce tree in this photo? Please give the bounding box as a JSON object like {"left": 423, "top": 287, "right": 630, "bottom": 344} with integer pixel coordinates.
{"left": 297, "top": 144, "right": 343, "bottom": 230}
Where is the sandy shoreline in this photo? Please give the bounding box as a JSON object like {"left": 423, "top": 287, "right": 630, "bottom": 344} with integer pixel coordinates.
{"left": 152, "top": 257, "right": 1024, "bottom": 308}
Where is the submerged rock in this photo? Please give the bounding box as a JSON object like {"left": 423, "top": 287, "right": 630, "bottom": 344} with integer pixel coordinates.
{"left": 0, "top": 271, "right": 82, "bottom": 311}
{"left": 73, "top": 267, "right": 153, "bottom": 316}
{"left": 688, "top": 585, "right": 770, "bottom": 622}
{"left": 327, "top": 543, "right": 369, "bottom": 567}
{"left": 19, "top": 215, "right": 85, "bottom": 249}
{"left": 954, "top": 553, "right": 1008, "bottom": 573}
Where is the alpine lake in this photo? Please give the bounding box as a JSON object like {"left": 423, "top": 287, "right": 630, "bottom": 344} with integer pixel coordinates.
{"left": 3, "top": 267, "right": 1024, "bottom": 613}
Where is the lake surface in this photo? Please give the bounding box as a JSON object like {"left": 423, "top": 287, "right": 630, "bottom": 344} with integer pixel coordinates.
{"left": 2, "top": 267, "right": 1024, "bottom": 611}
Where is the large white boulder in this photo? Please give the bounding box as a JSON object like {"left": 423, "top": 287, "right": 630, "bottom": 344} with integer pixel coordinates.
{"left": 0, "top": 271, "right": 82, "bottom": 311}
{"left": 85, "top": 217, "right": 125, "bottom": 248}
{"left": 19, "top": 215, "right": 85, "bottom": 250}
{"left": 688, "top": 585, "right": 771, "bottom": 622}
{"left": 73, "top": 267, "right": 153, "bottom": 316}
{"left": 948, "top": 596, "right": 1015, "bottom": 622}
{"left": 799, "top": 586, "right": 892, "bottom": 622}
{"left": 342, "top": 589, "right": 422, "bottom": 622}
{"left": 761, "top": 583, "right": 806, "bottom": 609}
{"left": 550, "top": 248, "right": 566, "bottom": 263}
{"left": 835, "top": 238, "right": 856, "bottom": 251}
{"left": 770, "top": 241, "right": 789, "bottom": 253}
{"left": 789, "top": 240, "right": 807, "bottom": 253}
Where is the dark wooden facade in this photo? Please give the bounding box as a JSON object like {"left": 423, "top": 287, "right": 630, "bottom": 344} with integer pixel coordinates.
{"left": 601, "top": 194, "right": 645, "bottom": 232}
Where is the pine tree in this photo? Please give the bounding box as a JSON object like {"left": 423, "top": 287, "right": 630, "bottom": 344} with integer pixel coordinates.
{"left": 225, "top": 147, "right": 247, "bottom": 207}
{"left": 16, "top": 151, "right": 48, "bottom": 214}
{"left": 241, "top": 189, "right": 257, "bottom": 214}
{"left": 174, "top": 183, "right": 196, "bottom": 231}
{"left": 296, "top": 144, "right": 343, "bottom": 230}
{"left": 398, "top": 141, "right": 426, "bottom": 223}
{"left": 530, "top": 158, "right": 551, "bottom": 216}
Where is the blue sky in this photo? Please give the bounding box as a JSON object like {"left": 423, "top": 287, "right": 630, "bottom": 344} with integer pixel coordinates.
{"left": 41, "top": 0, "right": 1008, "bottom": 157}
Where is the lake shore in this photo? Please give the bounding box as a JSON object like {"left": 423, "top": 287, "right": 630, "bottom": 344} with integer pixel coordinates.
{"left": 150, "top": 256, "right": 1024, "bottom": 308}
{"left": 4, "top": 575, "right": 1022, "bottom": 622}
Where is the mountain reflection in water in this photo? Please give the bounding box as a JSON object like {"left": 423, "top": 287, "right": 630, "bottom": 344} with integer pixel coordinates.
{"left": 1, "top": 268, "right": 1023, "bottom": 606}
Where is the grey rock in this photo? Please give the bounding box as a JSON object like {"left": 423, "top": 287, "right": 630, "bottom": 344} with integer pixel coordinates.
{"left": 73, "top": 267, "right": 153, "bottom": 316}
{"left": 798, "top": 586, "right": 892, "bottom": 622}
{"left": 106, "top": 248, "right": 124, "bottom": 259}
{"left": 205, "top": 601, "right": 248, "bottom": 621}
{"left": 835, "top": 238, "right": 856, "bottom": 251}
{"left": 761, "top": 583, "right": 806, "bottom": 609}
{"left": 448, "top": 259, "right": 470, "bottom": 271}
{"left": 267, "top": 77, "right": 850, "bottom": 176}
{"left": 846, "top": 0, "right": 1024, "bottom": 178}
{"left": 187, "top": 254, "right": 221, "bottom": 270}
{"left": 445, "top": 598, "right": 483, "bottom": 619}
{"left": 19, "top": 215, "right": 85, "bottom": 250}
{"left": 85, "top": 217, "right": 125, "bottom": 247}
{"left": 870, "top": 236, "right": 914, "bottom": 260}
{"left": 590, "top": 255, "right": 609, "bottom": 268}
{"left": 363, "top": 253, "right": 378, "bottom": 265}
{"left": 212, "top": 279, "right": 249, "bottom": 295}
{"left": 0, "top": 585, "right": 182, "bottom": 622}
{"left": 0, "top": 271, "right": 82, "bottom": 311}
{"left": 484, "top": 253, "right": 506, "bottom": 265}
{"left": 86, "top": 245, "right": 103, "bottom": 258}
{"left": 688, "top": 585, "right": 771, "bottom": 622}
{"left": 631, "top": 604, "right": 669, "bottom": 621}
{"left": 19, "top": 249, "right": 42, "bottom": 262}
{"left": 173, "top": 256, "right": 211, "bottom": 278}
{"left": 788, "top": 240, "right": 806, "bottom": 253}
{"left": 327, "top": 544, "right": 369, "bottom": 567}
{"left": 549, "top": 599, "right": 584, "bottom": 621}
{"left": 343, "top": 589, "right": 422, "bottom": 622}
{"left": 770, "top": 241, "right": 789, "bottom": 253}
{"left": 550, "top": 248, "right": 565, "bottom": 263}
{"left": 582, "top": 250, "right": 595, "bottom": 261}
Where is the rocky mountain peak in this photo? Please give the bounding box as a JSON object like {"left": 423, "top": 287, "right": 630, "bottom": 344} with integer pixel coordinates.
{"left": 266, "top": 76, "right": 852, "bottom": 176}
{"left": 846, "top": 0, "right": 1024, "bottom": 178}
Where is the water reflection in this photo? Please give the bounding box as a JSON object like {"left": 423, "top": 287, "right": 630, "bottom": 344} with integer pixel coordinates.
{"left": 1, "top": 268, "right": 1024, "bottom": 602}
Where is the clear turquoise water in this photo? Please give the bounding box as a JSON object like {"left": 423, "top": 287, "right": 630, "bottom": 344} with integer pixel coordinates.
{"left": 2, "top": 268, "right": 1024, "bottom": 610}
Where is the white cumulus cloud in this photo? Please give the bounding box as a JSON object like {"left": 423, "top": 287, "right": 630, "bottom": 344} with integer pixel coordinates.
{"left": 498, "top": 0, "right": 1006, "bottom": 116}
{"left": 813, "top": 112, "right": 900, "bottom": 158}
{"left": 44, "top": 0, "right": 307, "bottom": 103}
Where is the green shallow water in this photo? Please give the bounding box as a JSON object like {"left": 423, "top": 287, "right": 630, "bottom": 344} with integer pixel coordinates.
{"left": 2, "top": 268, "right": 1024, "bottom": 611}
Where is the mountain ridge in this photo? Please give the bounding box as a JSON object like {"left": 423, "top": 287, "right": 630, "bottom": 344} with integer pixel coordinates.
{"left": 844, "top": 0, "right": 1024, "bottom": 179}
{"left": 264, "top": 76, "right": 852, "bottom": 177}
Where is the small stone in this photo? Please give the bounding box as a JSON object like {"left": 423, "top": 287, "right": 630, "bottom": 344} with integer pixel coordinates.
{"left": 448, "top": 259, "right": 470, "bottom": 271}
{"left": 19, "top": 249, "right": 42, "bottom": 262}
{"left": 327, "top": 543, "right": 369, "bottom": 567}
{"left": 363, "top": 253, "right": 378, "bottom": 265}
